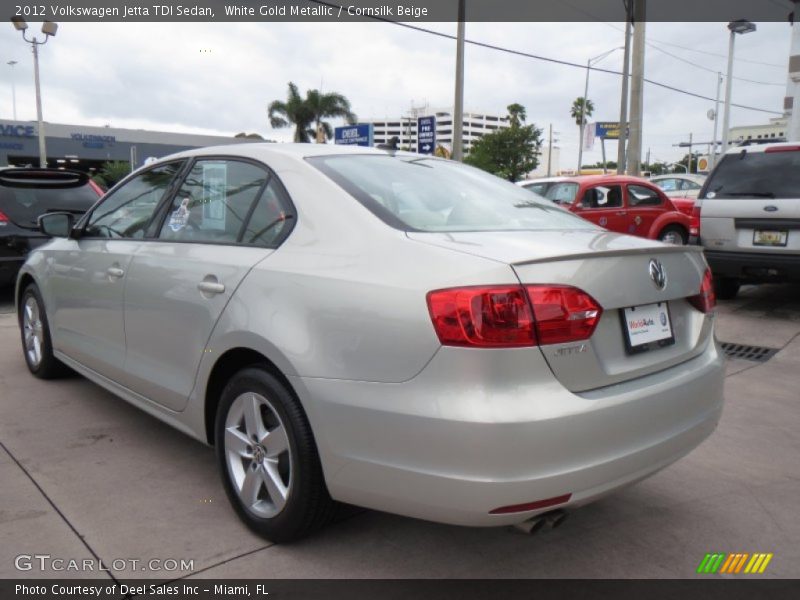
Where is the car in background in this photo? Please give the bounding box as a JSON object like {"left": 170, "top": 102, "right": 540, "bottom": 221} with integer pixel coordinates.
{"left": 695, "top": 142, "right": 800, "bottom": 299}
{"left": 17, "top": 143, "right": 723, "bottom": 542}
{"left": 522, "top": 175, "right": 692, "bottom": 244}
{"left": 1, "top": 168, "right": 103, "bottom": 287}
{"left": 650, "top": 174, "right": 706, "bottom": 199}
{"left": 517, "top": 176, "right": 567, "bottom": 198}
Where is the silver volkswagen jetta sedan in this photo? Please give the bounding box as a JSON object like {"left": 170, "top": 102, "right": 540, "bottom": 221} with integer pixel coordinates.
{"left": 17, "top": 144, "right": 724, "bottom": 542}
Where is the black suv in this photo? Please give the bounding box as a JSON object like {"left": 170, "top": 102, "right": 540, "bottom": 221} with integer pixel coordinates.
{"left": 1, "top": 168, "right": 103, "bottom": 286}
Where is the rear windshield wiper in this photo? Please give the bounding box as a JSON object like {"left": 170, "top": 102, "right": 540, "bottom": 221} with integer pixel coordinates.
{"left": 720, "top": 192, "right": 776, "bottom": 198}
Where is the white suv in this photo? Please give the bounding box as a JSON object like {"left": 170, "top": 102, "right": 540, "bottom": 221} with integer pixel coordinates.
{"left": 696, "top": 142, "right": 800, "bottom": 299}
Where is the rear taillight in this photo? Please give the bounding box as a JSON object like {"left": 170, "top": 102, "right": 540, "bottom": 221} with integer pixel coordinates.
{"left": 526, "top": 285, "right": 603, "bottom": 345}
{"left": 427, "top": 284, "right": 602, "bottom": 348}
{"left": 426, "top": 286, "right": 536, "bottom": 347}
{"left": 690, "top": 205, "right": 701, "bottom": 237}
{"left": 688, "top": 269, "right": 716, "bottom": 313}
{"left": 0, "top": 210, "right": 8, "bottom": 222}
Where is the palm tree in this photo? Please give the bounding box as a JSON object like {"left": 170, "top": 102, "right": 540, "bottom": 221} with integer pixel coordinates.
{"left": 570, "top": 97, "right": 594, "bottom": 127}
{"left": 507, "top": 103, "right": 526, "bottom": 128}
{"left": 268, "top": 82, "right": 315, "bottom": 143}
{"left": 305, "top": 89, "right": 357, "bottom": 143}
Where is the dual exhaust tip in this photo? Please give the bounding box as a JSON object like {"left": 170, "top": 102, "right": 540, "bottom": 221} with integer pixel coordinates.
{"left": 512, "top": 509, "right": 568, "bottom": 535}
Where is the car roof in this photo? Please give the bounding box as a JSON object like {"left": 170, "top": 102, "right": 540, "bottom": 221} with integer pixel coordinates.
{"left": 723, "top": 141, "right": 800, "bottom": 154}
{"left": 650, "top": 173, "right": 705, "bottom": 182}
{"left": 517, "top": 176, "right": 567, "bottom": 185}
{"left": 559, "top": 174, "right": 652, "bottom": 185}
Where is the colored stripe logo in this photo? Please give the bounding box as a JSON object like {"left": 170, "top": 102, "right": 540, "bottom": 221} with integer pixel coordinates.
{"left": 697, "top": 552, "right": 773, "bottom": 574}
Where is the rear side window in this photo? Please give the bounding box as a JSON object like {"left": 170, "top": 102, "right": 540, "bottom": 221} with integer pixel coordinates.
{"left": 158, "top": 159, "right": 269, "bottom": 244}
{"left": 0, "top": 177, "right": 99, "bottom": 229}
{"left": 239, "top": 178, "right": 294, "bottom": 248}
{"left": 628, "top": 185, "right": 662, "bottom": 207}
{"left": 702, "top": 150, "right": 800, "bottom": 199}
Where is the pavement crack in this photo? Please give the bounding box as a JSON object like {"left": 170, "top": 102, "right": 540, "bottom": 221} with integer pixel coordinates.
{"left": 0, "top": 439, "right": 117, "bottom": 584}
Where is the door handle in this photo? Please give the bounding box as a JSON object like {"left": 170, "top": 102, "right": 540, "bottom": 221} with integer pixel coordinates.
{"left": 616, "top": 211, "right": 627, "bottom": 216}
{"left": 107, "top": 267, "right": 125, "bottom": 279}
{"left": 198, "top": 281, "right": 225, "bottom": 295}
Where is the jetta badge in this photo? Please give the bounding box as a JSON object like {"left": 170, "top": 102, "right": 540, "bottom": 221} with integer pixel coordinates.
{"left": 649, "top": 259, "right": 667, "bottom": 290}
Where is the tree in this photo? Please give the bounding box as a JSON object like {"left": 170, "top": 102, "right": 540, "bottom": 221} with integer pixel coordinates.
{"left": 305, "top": 89, "right": 356, "bottom": 143}
{"left": 92, "top": 160, "right": 131, "bottom": 190}
{"left": 268, "top": 82, "right": 315, "bottom": 142}
{"left": 464, "top": 103, "right": 542, "bottom": 182}
{"left": 267, "top": 82, "right": 356, "bottom": 143}
{"left": 570, "top": 97, "right": 595, "bottom": 127}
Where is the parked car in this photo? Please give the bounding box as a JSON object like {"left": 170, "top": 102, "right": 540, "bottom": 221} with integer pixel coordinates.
{"left": 650, "top": 174, "right": 706, "bottom": 199}
{"left": 670, "top": 196, "right": 701, "bottom": 239}
{"left": 695, "top": 142, "right": 800, "bottom": 299}
{"left": 517, "top": 176, "right": 567, "bottom": 197}
{"left": 522, "top": 175, "right": 693, "bottom": 244}
{"left": 17, "top": 144, "right": 724, "bottom": 542}
{"left": 1, "top": 168, "right": 103, "bottom": 287}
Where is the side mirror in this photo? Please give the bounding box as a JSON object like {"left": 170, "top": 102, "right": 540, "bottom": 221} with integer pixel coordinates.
{"left": 39, "top": 212, "right": 74, "bottom": 238}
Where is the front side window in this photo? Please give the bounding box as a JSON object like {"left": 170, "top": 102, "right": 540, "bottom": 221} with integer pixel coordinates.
{"left": 627, "top": 184, "right": 662, "bottom": 207}
{"left": 158, "top": 160, "right": 268, "bottom": 244}
{"left": 85, "top": 162, "right": 183, "bottom": 238}
{"left": 309, "top": 155, "right": 593, "bottom": 232}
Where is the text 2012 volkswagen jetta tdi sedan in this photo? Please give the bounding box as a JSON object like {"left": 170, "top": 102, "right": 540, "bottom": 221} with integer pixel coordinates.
{"left": 17, "top": 144, "right": 724, "bottom": 542}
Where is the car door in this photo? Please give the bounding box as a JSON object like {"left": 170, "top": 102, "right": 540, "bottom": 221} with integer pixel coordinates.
{"left": 47, "top": 162, "right": 185, "bottom": 381}
{"left": 625, "top": 183, "right": 665, "bottom": 237}
{"left": 571, "top": 184, "right": 627, "bottom": 232}
{"left": 120, "top": 158, "right": 294, "bottom": 411}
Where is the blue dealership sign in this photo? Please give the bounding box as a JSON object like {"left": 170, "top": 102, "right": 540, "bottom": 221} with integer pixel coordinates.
{"left": 595, "top": 122, "right": 622, "bottom": 140}
{"left": 417, "top": 116, "right": 436, "bottom": 154}
{"left": 334, "top": 124, "right": 374, "bottom": 147}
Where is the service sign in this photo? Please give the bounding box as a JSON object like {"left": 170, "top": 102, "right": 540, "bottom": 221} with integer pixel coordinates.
{"left": 417, "top": 116, "right": 436, "bottom": 154}
{"left": 334, "top": 124, "right": 374, "bottom": 147}
{"left": 595, "top": 122, "right": 622, "bottom": 140}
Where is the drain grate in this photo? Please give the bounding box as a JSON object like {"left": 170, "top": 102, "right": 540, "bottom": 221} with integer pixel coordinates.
{"left": 720, "top": 342, "right": 779, "bottom": 363}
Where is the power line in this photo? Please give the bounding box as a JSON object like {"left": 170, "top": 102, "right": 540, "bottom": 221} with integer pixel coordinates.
{"left": 305, "top": 1, "right": 783, "bottom": 115}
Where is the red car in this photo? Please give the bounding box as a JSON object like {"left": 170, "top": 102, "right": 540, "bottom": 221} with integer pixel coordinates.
{"left": 526, "top": 175, "right": 693, "bottom": 244}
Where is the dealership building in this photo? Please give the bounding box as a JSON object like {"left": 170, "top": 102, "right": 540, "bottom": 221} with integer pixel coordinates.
{"left": 0, "top": 119, "right": 259, "bottom": 172}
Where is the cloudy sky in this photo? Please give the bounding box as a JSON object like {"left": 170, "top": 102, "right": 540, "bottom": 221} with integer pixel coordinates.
{"left": 0, "top": 18, "right": 792, "bottom": 169}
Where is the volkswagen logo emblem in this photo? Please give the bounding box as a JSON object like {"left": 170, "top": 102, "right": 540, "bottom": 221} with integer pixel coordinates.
{"left": 649, "top": 259, "right": 667, "bottom": 290}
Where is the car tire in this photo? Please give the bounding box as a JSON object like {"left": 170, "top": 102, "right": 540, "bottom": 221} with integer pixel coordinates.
{"left": 18, "top": 283, "right": 70, "bottom": 379}
{"left": 658, "top": 225, "right": 688, "bottom": 245}
{"left": 215, "top": 367, "right": 335, "bottom": 543}
{"left": 714, "top": 276, "right": 740, "bottom": 300}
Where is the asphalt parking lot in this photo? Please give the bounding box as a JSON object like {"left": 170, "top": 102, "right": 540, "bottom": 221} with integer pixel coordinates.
{"left": 1, "top": 283, "right": 799, "bottom": 580}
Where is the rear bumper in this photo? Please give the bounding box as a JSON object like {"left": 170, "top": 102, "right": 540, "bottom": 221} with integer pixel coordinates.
{"left": 704, "top": 249, "right": 800, "bottom": 281}
{"left": 293, "top": 338, "right": 725, "bottom": 527}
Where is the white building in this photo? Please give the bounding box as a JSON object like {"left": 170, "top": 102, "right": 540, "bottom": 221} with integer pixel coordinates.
{"left": 729, "top": 116, "right": 789, "bottom": 144}
{"left": 363, "top": 107, "right": 511, "bottom": 153}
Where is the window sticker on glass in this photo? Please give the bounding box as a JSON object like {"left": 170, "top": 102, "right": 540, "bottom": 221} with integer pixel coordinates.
{"left": 168, "top": 197, "right": 191, "bottom": 232}
{"left": 202, "top": 162, "right": 227, "bottom": 231}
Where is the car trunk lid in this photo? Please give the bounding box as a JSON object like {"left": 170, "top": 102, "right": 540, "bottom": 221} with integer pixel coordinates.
{"left": 408, "top": 230, "right": 712, "bottom": 392}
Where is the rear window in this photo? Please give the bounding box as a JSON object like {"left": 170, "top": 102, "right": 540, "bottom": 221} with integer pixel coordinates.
{"left": 0, "top": 175, "right": 99, "bottom": 227}
{"left": 309, "top": 155, "right": 594, "bottom": 232}
{"left": 702, "top": 149, "right": 800, "bottom": 200}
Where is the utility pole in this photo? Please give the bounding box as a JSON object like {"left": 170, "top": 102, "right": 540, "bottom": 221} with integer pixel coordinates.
{"left": 710, "top": 72, "right": 722, "bottom": 169}
{"left": 626, "top": 0, "right": 646, "bottom": 176}
{"left": 645, "top": 147, "right": 650, "bottom": 169}
{"left": 452, "top": 0, "right": 466, "bottom": 161}
{"left": 617, "top": 1, "right": 633, "bottom": 174}
{"left": 547, "top": 123, "right": 553, "bottom": 177}
{"left": 7, "top": 60, "right": 18, "bottom": 120}
{"left": 787, "top": 2, "right": 800, "bottom": 141}
{"left": 688, "top": 132, "right": 693, "bottom": 173}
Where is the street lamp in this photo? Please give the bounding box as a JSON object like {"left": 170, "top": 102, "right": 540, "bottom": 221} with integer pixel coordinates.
{"left": 577, "top": 47, "right": 624, "bottom": 174}
{"left": 7, "top": 60, "right": 18, "bottom": 120}
{"left": 10, "top": 16, "right": 58, "bottom": 168}
{"left": 720, "top": 19, "right": 756, "bottom": 154}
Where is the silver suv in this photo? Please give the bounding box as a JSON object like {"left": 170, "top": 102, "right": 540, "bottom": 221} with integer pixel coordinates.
{"left": 696, "top": 142, "right": 800, "bottom": 299}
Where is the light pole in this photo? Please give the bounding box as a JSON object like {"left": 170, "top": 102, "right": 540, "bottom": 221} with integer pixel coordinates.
{"left": 709, "top": 72, "right": 722, "bottom": 169}
{"left": 11, "top": 17, "right": 58, "bottom": 168}
{"left": 720, "top": 20, "right": 756, "bottom": 154}
{"left": 577, "top": 47, "right": 623, "bottom": 174}
{"left": 7, "top": 60, "right": 18, "bottom": 120}
{"left": 452, "top": 0, "right": 466, "bottom": 162}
